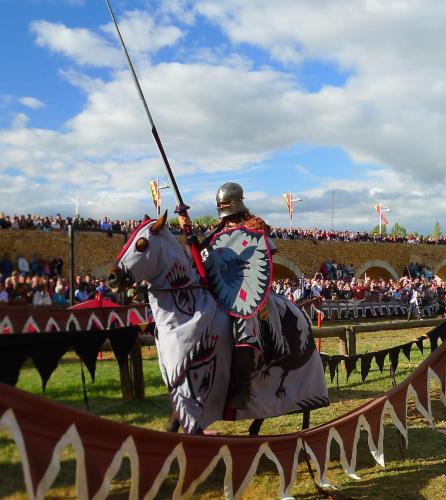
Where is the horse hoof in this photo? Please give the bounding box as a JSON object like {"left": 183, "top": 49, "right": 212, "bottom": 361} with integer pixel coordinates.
{"left": 203, "top": 429, "right": 219, "bottom": 436}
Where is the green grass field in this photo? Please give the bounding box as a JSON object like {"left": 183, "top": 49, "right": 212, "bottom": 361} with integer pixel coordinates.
{"left": 1, "top": 327, "right": 446, "bottom": 499}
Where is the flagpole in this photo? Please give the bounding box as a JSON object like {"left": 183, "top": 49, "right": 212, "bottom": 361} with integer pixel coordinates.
{"left": 379, "top": 202, "right": 382, "bottom": 236}
{"left": 289, "top": 190, "right": 293, "bottom": 229}
{"left": 157, "top": 175, "right": 160, "bottom": 217}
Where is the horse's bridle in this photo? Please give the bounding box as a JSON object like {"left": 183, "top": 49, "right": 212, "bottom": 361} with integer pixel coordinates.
{"left": 107, "top": 263, "right": 207, "bottom": 293}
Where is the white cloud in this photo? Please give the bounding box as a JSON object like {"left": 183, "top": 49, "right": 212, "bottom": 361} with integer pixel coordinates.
{"left": 30, "top": 20, "right": 123, "bottom": 67}
{"left": 295, "top": 164, "right": 310, "bottom": 175}
{"left": 101, "top": 10, "right": 183, "bottom": 54}
{"left": 30, "top": 12, "right": 183, "bottom": 69}
{"left": 11, "top": 113, "right": 30, "bottom": 129}
{"left": 195, "top": 0, "right": 446, "bottom": 182}
{"left": 159, "top": 0, "right": 197, "bottom": 25}
{"left": 2, "top": 1, "right": 446, "bottom": 231}
{"left": 18, "top": 97, "right": 45, "bottom": 109}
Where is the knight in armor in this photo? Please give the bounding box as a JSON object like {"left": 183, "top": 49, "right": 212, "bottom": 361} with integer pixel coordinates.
{"left": 215, "top": 182, "right": 274, "bottom": 235}
{"left": 179, "top": 182, "right": 283, "bottom": 409}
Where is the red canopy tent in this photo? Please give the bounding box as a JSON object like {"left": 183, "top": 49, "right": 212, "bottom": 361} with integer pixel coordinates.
{"left": 68, "top": 293, "right": 120, "bottom": 310}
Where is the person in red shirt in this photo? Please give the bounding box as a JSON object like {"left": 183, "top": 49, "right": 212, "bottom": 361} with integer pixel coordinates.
{"left": 353, "top": 280, "right": 367, "bottom": 301}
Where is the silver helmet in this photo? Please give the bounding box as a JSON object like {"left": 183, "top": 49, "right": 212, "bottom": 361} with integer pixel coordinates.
{"left": 216, "top": 182, "right": 248, "bottom": 218}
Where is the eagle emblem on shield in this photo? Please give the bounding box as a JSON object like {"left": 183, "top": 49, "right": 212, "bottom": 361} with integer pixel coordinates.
{"left": 203, "top": 226, "right": 272, "bottom": 318}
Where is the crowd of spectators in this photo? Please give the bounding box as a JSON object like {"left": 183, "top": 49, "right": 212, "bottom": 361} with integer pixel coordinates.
{"left": 0, "top": 252, "right": 68, "bottom": 306}
{"left": 403, "top": 263, "right": 435, "bottom": 280}
{"left": 2, "top": 211, "right": 446, "bottom": 245}
{"left": 1, "top": 249, "right": 445, "bottom": 322}
{"left": 0, "top": 252, "right": 148, "bottom": 308}
{"left": 269, "top": 227, "right": 446, "bottom": 245}
{"left": 0, "top": 212, "right": 143, "bottom": 236}
{"left": 273, "top": 274, "right": 445, "bottom": 307}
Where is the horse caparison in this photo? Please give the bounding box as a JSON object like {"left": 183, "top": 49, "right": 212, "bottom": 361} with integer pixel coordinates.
{"left": 108, "top": 214, "right": 328, "bottom": 434}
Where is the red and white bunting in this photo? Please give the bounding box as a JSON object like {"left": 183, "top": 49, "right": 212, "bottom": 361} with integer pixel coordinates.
{"left": 0, "top": 329, "right": 445, "bottom": 498}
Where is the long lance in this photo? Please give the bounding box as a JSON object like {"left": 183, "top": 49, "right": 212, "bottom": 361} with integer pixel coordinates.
{"left": 105, "top": 0, "right": 207, "bottom": 282}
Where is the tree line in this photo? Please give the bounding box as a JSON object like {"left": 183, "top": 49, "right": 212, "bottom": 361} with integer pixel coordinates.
{"left": 370, "top": 221, "right": 442, "bottom": 238}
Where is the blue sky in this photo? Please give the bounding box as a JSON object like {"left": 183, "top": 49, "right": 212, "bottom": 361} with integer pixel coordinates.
{"left": 1, "top": 0, "right": 446, "bottom": 233}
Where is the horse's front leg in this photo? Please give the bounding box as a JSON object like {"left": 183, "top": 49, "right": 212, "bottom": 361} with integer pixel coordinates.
{"left": 166, "top": 409, "right": 181, "bottom": 433}
{"left": 249, "top": 418, "right": 264, "bottom": 435}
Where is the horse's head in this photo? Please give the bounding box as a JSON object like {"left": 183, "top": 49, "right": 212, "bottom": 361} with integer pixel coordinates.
{"left": 107, "top": 211, "right": 198, "bottom": 291}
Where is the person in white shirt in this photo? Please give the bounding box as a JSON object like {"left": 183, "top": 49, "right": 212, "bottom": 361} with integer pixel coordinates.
{"left": 17, "top": 255, "right": 30, "bottom": 276}
{"left": 292, "top": 287, "right": 303, "bottom": 302}
{"left": 408, "top": 288, "right": 421, "bottom": 320}
{"left": 0, "top": 282, "right": 8, "bottom": 304}
{"left": 32, "top": 284, "right": 52, "bottom": 307}
{"left": 311, "top": 279, "right": 322, "bottom": 298}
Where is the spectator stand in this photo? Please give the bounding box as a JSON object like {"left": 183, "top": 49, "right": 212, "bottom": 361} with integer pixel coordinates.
{"left": 319, "top": 299, "right": 439, "bottom": 321}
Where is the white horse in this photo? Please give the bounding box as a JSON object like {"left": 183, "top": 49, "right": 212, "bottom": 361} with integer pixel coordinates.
{"left": 108, "top": 213, "right": 328, "bottom": 434}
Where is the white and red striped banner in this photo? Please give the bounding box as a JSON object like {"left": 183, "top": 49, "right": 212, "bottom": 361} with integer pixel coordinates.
{"left": 375, "top": 204, "right": 391, "bottom": 225}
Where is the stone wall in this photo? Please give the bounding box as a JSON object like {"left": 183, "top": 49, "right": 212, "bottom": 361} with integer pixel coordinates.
{"left": 0, "top": 230, "right": 125, "bottom": 278}
{"left": 2, "top": 230, "right": 446, "bottom": 279}
{"left": 273, "top": 239, "right": 446, "bottom": 279}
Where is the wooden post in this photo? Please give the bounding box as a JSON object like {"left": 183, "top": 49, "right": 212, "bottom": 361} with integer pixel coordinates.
{"left": 131, "top": 338, "right": 145, "bottom": 400}
{"left": 338, "top": 330, "right": 348, "bottom": 356}
{"left": 346, "top": 326, "right": 357, "bottom": 356}
{"left": 119, "top": 360, "right": 134, "bottom": 401}
{"left": 338, "top": 330, "right": 348, "bottom": 374}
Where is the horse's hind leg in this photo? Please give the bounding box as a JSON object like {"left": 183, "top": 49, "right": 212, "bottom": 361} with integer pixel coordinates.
{"left": 166, "top": 410, "right": 181, "bottom": 433}
{"left": 302, "top": 410, "right": 310, "bottom": 429}
{"left": 248, "top": 418, "right": 264, "bottom": 435}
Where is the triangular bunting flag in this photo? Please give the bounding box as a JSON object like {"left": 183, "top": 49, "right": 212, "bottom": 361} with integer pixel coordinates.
{"left": 15, "top": 413, "right": 70, "bottom": 497}
{"left": 9, "top": 388, "right": 73, "bottom": 498}
{"left": 328, "top": 357, "right": 339, "bottom": 383}
{"left": 389, "top": 347, "right": 401, "bottom": 376}
{"left": 345, "top": 356, "right": 358, "bottom": 381}
{"left": 431, "top": 360, "right": 446, "bottom": 395}
{"left": 389, "top": 389, "right": 407, "bottom": 430}
{"left": 227, "top": 440, "right": 265, "bottom": 496}
{"left": 320, "top": 354, "right": 329, "bottom": 372}
{"left": 269, "top": 438, "right": 299, "bottom": 495}
{"left": 29, "top": 335, "right": 71, "bottom": 390}
{"left": 410, "top": 369, "right": 429, "bottom": 413}
{"left": 302, "top": 428, "right": 330, "bottom": 481}
{"left": 364, "top": 400, "right": 385, "bottom": 450}
{"left": 415, "top": 337, "right": 424, "bottom": 354}
{"left": 133, "top": 433, "right": 178, "bottom": 499}
{"left": 361, "top": 354, "right": 373, "bottom": 382}
{"left": 0, "top": 346, "right": 29, "bottom": 385}
{"left": 107, "top": 326, "right": 140, "bottom": 366}
{"left": 72, "top": 331, "right": 107, "bottom": 382}
{"left": 180, "top": 440, "right": 222, "bottom": 496}
{"left": 374, "top": 350, "right": 388, "bottom": 373}
{"left": 334, "top": 417, "right": 359, "bottom": 466}
{"left": 401, "top": 342, "right": 413, "bottom": 362}
{"left": 438, "top": 325, "right": 446, "bottom": 342}
{"left": 75, "top": 418, "right": 128, "bottom": 499}
{"left": 429, "top": 333, "right": 439, "bottom": 353}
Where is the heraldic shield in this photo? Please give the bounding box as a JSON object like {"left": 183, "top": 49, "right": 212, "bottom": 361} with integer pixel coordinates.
{"left": 204, "top": 226, "right": 272, "bottom": 318}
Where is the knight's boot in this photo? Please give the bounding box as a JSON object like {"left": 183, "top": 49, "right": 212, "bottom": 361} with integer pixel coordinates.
{"left": 230, "top": 347, "right": 255, "bottom": 409}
